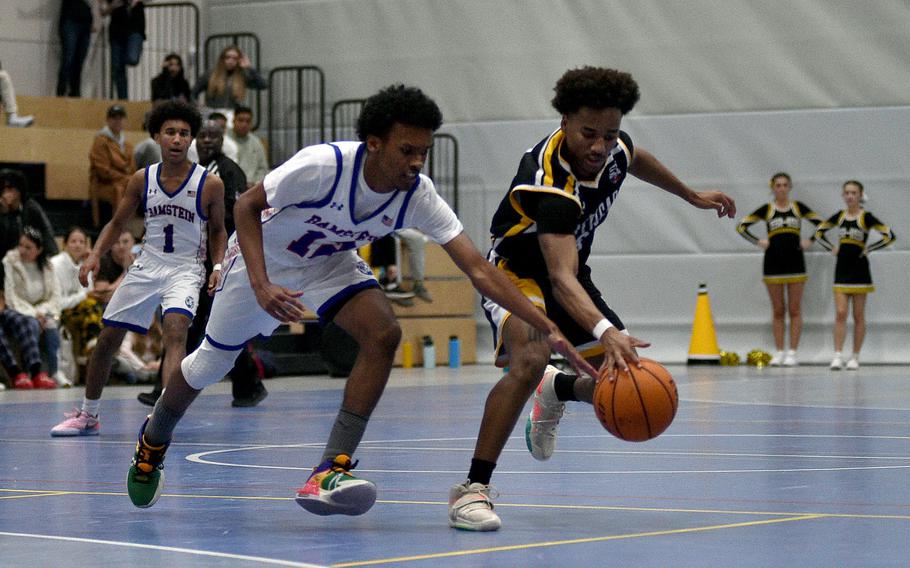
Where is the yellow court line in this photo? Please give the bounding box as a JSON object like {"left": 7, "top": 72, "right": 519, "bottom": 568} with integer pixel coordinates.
{"left": 0, "top": 492, "right": 69, "bottom": 500}
{"left": 330, "top": 515, "right": 825, "bottom": 567}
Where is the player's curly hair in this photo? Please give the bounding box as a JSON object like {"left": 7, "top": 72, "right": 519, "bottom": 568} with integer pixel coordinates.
{"left": 147, "top": 100, "right": 202, "bottom": 137}
{"left": 551, "top": 67, "right": 640, "bottom": 116}
{"left": 356, "top": 85, "right": 443, "bottom": 141}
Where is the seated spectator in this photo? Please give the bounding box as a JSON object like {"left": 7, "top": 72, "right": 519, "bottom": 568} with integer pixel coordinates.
{"left": 133, "top": 110, "right": 162, "bottom": 170}
{"left": 0, "top": 169, "right": 58, "bottom": 257}
{"left": 2, "top": 226, "right": 67, "bottom": 387}
{"left": 0, "top": 263, "right": 49, "bottom": 389}
{"left": 228, "top": 105, "right": 269, "bottom": 187}
{"left": 188, "top": 111, "right": 238, "bottom": 163}
{"left": 90, "top": 228, "right": 134, "bottom": 304}
{"left": 191, "top": 44, "right": 266, "bottom": 125}
{"left": 150, "top": 52, "right": 191, "bottom": 103}
{"left": 52, "top": 226, "right": 102, "bottom": 374}
{"left": 1, "top": 69, "right": 34, "bottom": 127}
{"left": 89, "top": 104, "right": 135, "bottom": 227}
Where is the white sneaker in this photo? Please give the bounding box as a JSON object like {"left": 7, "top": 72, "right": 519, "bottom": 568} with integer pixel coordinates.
{"left": 52, "top": 370, "right": 73, "bottom": 388}
{"left": 525, "top": 365, "right": 565, "bottom": 461}
{"left": 830, "top": 355, "right": 844, "bottom": 370}
{"left": 448, "top": 482, "right": 501, "bottom": 531}
{"left": 782, "top": 352, "right": 798, "bottom": 367}
{"left": 769, "top": 351, "right": 784, "bottom": 366}
{"left": 845, "top": 358, "right": 859, "bottom": 371}
{"left": 7, "top": 113, "right": 34, "bottom": 127}
{"left": 0, "top": 381, "right": 6, "bottom": 391}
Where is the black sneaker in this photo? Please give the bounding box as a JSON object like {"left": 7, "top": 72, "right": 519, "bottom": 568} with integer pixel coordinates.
{"left": 383, "top": 283, "right": 416, "bottom": 300}
{"left": 137, "top": 385, "right": 163, "bottom": 407}
{"left": 232, "top": 382, "right": 268, "bottom": 407}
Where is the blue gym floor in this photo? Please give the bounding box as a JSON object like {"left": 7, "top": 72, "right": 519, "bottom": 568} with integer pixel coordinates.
{"left": 3, "top": 364, "right": 910, "bottom": 567}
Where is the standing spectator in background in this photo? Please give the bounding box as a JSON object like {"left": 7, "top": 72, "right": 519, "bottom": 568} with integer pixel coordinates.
{"left": 151, "top": 53, "right": 191, "bottom": 103}
{"left": 56, "top": 0, "right": 99, "bottom": 98}
{"left": 736, "top": 172, "right": 822, "bottom": 367}
{"left": 101, "top": 0, "right": 145, "bottom": 100}
{"left": 815, "top": 180, "right": 896, "bottom": 370}
{"left": 192, "top": 45, "right": 267, "bottom": 124}
{"left": 188, "top": 111, "right": 238, "bottom": 162}
{"left": 1, "top": 69, "right": 35, "bottom": 127}
{"left": 0, "top": 169, "right": 58, "bottom": 257}
{"left": 229, "top": 105, "right": 269, "bottom": 188}
{"left": 3, "top": 226, "right": 67, "bottom": 387}
{"left": 89, "top": 104, "right": 135, "bottom": 227}
{"left": 133, "top": 111, "right": 162, "bottom": 170}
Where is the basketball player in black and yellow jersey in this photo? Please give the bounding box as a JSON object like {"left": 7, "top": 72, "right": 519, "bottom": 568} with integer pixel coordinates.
{"left": 737, "top": 172, "right": 823, "bottom": 367}
{"left": 448, "top": 67, "right": 736, "bottom": 531}
{"left": 814, "top": 180, "right": 895, "bottom": 370}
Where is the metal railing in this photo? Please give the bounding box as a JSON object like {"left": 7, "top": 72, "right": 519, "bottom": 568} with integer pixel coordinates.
{"left": 97, "top": 2, "right": 200, "bottom": 102}
{"left": 267, "top": 65, "right": 326, "bottom": 167}
{"left": 204, "top": 32, "right": 262, "bottom": 130}
{"left": 329, "top": 98, "right": 460, "bottom": 214}
{"left": 330, "top": 99, "right": 365, "bottom": 142}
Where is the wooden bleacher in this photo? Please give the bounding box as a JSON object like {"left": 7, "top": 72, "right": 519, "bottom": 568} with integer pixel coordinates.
{"left": 1, "top": 96, "right": 477, "bottom": 369}
{"left": 1, "top": 96, "right": 151, "bottom": 200}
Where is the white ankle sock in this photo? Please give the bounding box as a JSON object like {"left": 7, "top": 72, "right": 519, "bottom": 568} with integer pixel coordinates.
{"left": 81, "top": 398, "right": 101, "bottom": 417}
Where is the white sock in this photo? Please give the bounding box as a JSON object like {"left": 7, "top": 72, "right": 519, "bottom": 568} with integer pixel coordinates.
{"left": 833, "top": 351, "right": 842, "bottom": 358}
{"left": 81, "top": 397, "right": 101, "bottom": 418}
{"left": 851, "top": 353, "right": 860, "bottom": 361}
{"left": 786, "top": 349, "right": 797, "bottom": 357}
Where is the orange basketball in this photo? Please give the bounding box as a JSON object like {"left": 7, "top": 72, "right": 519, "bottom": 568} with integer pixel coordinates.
{"left": 593, "top": 358, "right": 678, "bottom": 442}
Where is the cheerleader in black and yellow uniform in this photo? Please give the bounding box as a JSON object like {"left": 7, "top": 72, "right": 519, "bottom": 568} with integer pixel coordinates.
{"left": 737, "top": 172, "right": 822, "bottom": 367}
{"left": 815, "top": 180, "right": 895, "bottom": 370}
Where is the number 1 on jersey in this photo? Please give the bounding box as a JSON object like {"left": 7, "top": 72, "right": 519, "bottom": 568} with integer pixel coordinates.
{"left": 163, "top": 224, "right": 175, "bottom": 253}
{"left": 288, "top": 229, "right": 357, "bottom": 259}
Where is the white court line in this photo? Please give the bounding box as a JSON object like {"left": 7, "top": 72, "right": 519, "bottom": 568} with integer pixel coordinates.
{"left": 0, "top": 531, "right": 326, "bottom": 567}
{"left": 185, "top": 443, "right": 910, "bottom": 476}
{"left": 680, "top": 396, "right": 910, "bottom": 412}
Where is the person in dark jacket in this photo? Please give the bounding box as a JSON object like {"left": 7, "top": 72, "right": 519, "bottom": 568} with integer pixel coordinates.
{"left": 0, "top": 169, "right": 58, "bottom": 257}
{"left": 101, "top": 0, "right": 145, "bottom": 99}
{"left": 151, "top": 53, "right": 191, "bottom": 103}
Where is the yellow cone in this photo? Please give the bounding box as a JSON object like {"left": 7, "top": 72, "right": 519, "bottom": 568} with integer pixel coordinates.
{"left": 687, "top": 283, "right": 720, "bottom": 365}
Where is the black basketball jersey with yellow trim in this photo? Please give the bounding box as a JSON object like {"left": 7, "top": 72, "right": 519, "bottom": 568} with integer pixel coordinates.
{"left": 489, "top": 128, "right": 634, "bottom": 278}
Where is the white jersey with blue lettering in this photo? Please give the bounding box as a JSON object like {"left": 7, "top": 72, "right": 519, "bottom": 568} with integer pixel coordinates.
{"left": 141, "top": 162, "right": 209, "bottom": 266}
{"left": 240, "top": 141, "right": 462, "bottom": 269}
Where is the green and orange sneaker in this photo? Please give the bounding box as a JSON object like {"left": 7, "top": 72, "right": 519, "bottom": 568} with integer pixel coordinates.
{"left": 294, "top": 454, "right": 376, "bottom": 516}
{"left": 127, "top": 417, "right": 170, "bottom": 508}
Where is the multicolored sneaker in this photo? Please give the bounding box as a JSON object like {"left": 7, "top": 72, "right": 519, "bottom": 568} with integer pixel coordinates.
{"left": 448, "top": 481, "right": 501, "bottom": 531}
{"left": 294, "top": 454, "right": 376, "bottom": 516}
{"left": 525, "top": 365, "right": 566, "bottom": 461}
{"left": 127, "top": 417, "right": 170, "bottom": 508}
{"left": 50, "top": 409, "right": 100, "bottom": 437}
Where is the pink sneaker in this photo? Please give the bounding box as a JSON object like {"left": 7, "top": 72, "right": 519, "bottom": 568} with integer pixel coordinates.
{"left": 50, "top": 409, "right": 100, "bottom": 437}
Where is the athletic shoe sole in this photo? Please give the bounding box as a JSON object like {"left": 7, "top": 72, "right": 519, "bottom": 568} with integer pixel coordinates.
{"left": 295, "top": 482, "right": 376, "bottom": 516}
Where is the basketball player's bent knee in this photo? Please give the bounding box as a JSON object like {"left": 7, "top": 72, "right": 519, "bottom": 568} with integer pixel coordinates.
{"left": 181, "top": 340, "right": 239, "bottom": 390}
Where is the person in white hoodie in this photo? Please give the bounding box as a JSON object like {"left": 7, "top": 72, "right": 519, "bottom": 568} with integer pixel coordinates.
{"left": 2, "top": 226, "right": 64, "bottom": 388}
{"left": 51, "top": 226, "right": 93, "bottom": 385}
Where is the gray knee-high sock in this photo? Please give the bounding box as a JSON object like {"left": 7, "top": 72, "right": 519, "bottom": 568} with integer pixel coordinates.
{"left": 321, "top": 408, "right": 369, "bottom": 462}
{"left": 144, "top": 397, "right": 186, "bottom": 446}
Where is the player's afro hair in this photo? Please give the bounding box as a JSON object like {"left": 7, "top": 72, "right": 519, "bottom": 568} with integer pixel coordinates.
{"left": 147, "top": 100, "right": 203, "bottom": 137}
{"left": 357, "top": 85, "right": 443, "bottom": 141}
{"left": 551, "top": 67, "right": 640, "bottom": 116}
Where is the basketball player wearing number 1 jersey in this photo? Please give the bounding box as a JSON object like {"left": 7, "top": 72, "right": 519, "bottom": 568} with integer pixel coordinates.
{"left": 50, "top": 100, "right": 227, "bottom": 439}
{"left": 125, "top": 85, "right": 594, "bottom": 516}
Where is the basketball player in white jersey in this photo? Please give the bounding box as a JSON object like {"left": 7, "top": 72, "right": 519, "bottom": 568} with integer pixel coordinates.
{"left": 126, "top": 85, "right": 597, "bottom": 514}
{"left": 51, "top": 100, "right": 227, "bottom": 437}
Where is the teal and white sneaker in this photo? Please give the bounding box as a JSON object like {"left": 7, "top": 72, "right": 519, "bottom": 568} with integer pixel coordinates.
{"left": 525, "top": 365, "right": 565, "bottom": 461}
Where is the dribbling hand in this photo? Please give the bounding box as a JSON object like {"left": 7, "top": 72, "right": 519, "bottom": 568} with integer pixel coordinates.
{"left": 598, "top": 328, "right": 650, "bottom": 382}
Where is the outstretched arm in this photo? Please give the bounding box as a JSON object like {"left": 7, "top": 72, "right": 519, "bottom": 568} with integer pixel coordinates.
{"left": 79, "top": 170, "right": 144, "bottom": 287}
{"left": 442, "top": 232, "right": 597, "bottom": 379}
{"left": 234, "top": 183, "right": 306, "bottom": 322}
{"left": 538, "top": 232, "right": 650, "bottom": 379}
{"left": 629, "top": 147, "right": 736, "bottom": 218}
{"left": 203, "top": 175, "right": 227, "bottom": 294}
